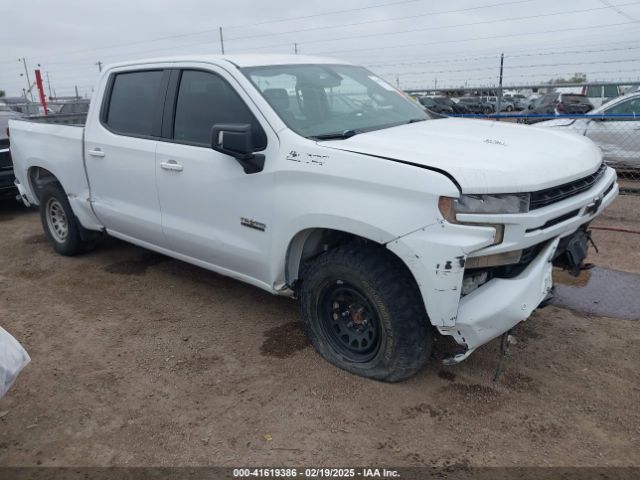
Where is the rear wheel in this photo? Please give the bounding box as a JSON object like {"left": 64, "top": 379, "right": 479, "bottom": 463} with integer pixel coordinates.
{"left": 39, "top": 183, "right": 93, "bottom": 256}
{"left": 300, "top": 245, "right": 432, "bottom": 382}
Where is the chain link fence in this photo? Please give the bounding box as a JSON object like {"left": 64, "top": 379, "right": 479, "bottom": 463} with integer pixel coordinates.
{"left": 446, "top": 113, "right": 640, "bottom": 194}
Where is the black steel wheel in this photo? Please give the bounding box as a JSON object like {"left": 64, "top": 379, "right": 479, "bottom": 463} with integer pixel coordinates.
{"left": 318, "top": 282, "right": 382, "bottom": 363}
{"left": 300, "top": 244, "right": 432, "bottom": 382}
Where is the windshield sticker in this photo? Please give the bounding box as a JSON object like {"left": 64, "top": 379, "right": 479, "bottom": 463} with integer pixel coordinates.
{"left": 368, "top": 76, "right": 396, "bottom": 92}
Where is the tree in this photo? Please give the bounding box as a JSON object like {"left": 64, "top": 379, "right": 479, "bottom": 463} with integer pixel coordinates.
{"left": 0, "top": 89, "right": 5, "bottom": 98}
{"left": 548, "top": 73, "right": 588, "bottom": 85}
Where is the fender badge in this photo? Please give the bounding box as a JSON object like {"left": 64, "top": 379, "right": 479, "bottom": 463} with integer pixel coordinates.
{"left": 241, "top": 217, "right": 266, "bottom": 232}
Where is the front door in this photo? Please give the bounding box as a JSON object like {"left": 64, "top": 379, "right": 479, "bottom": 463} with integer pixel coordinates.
{"left": 155, "top": 68, "right": 277, "bottom": 285}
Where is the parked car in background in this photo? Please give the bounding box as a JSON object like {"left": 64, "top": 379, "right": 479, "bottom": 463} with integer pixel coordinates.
{"left": 521, "top": 94, "right": 542, "bottom": 111}
{"left": 57, "top": 100, "right": 90, "bottom": 115}
{"left": 418, "top": 97, "right": 453, "bottom": 115}
{"left": 581, "top": 85, "right": 622, "bottom": 109}
{"left": 457, "top": 96, "right": 494, "bottom": 114}
{"left": 536, "top": 92, "right": 640, "bottom": 172}
{"left": 524, "top": 93, "right": 593, "bottom": 124}
{"left": 481, "top": 96, "right": 515, "bottom": 112}
{"left": 504, "top": 94, "right": 527, "bottom": 110}
{"left": 431, "top": 96, "right": 470, "bottom": 114}
{"left": 0, "top": 105, "right": 22, "bottom": 199}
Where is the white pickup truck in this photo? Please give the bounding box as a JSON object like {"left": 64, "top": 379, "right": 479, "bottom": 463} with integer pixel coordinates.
{"left": 9, "top": 55, "right": 618, "bottom": 381}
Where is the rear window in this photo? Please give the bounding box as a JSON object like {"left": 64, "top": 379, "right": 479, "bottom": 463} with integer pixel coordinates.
{"left": 562, "top": 94, "right": 591, "bottom": 104}
{"left": 105, "top": 70, "right": 164, "bottom": 136}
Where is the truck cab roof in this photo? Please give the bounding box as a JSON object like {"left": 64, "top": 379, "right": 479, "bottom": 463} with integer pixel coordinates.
{"left": 104, "top": 54, "right": 351, "bottom": 71}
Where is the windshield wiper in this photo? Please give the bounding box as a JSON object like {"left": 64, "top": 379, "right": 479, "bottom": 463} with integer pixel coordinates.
{"left": 407, "top": 118, "right": 427, "bottom": 124}
{"left": 311, "top": 129, "right": 361, "bottom": 140}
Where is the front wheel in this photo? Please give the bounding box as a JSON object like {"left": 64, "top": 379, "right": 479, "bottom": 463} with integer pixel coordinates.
{"left": 300, "top": 245, "right": 432, "bottom": 382}
{"left": 39, "top": 183, "right": 93, "bottom": 256}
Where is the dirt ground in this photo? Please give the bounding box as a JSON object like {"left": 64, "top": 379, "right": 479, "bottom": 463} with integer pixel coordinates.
{"left": 0, "top": 195, "right": 639, "bottom": 468}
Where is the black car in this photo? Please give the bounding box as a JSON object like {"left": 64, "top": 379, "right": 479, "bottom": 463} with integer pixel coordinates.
{"left": 524, "top": 93, "right": 593, "bottom": 124}
{"left": 457, "top": 97, "right": 494, "bottom": 114}
{"left": 418, "top": 97, "right": 454, "bottom": 115}
{"left": 0, "top": 106, "right": 22, "bottom": 200}
{"left": 431, "top": 96, "right": 470, "bottom": 114}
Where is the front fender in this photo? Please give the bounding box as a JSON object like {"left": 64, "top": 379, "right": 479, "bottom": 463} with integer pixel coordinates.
{"left": 387, "top": 220, "right": 496, "bottom": 327}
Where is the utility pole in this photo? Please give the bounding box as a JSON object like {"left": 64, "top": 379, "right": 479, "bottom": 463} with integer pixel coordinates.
{"left": 46, "top": 72, "right": 53, "bottom": 99}
{"left": 219, "top": 27, "right": 225, "bottom": 54}
{"left": 496, "top": 52, "right": 504, "bottom": 117}
{"left": 434, "top": 77, "right": 437, "bottom": 90}
{"left": 396, "top": 74, "right": 400, "bottom": 88}
{"left": 294, "top": 43, "right": 298, "bottom": 55}
{"left": 19, "top": 58, "right": 34, "bottom": 101}
{"left": 75, "top": 85, "right": 79, "bottom": 99}
{"left": 96, "top": 61, "right": 103, "bottom": 72}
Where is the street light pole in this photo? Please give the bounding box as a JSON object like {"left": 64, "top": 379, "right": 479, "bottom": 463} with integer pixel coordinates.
{"left": 497, "top": 53, "right": 504, "bottom": 116}
{"left": 19, "top": 58, "right": 34, "bottom": 101}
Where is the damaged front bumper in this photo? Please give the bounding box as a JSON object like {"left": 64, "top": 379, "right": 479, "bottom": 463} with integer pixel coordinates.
{"left": 387, "top": 166, "right": 618, "bottom": 363}
{"left": 439, "top": 238, "right": 558, "bottom": 364}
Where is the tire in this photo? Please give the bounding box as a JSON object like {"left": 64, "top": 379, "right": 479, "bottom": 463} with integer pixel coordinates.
{"left": 484, "top": 107, "right": 493, "bottom": 114}
{"left": 506, "top": 105, "right": 514, "bottom": 112}
{"left": 39, "top": 183, "right": 92, "bottom": 256}
{"left": 300, "top": 244, "right": 432, "bottom": 382}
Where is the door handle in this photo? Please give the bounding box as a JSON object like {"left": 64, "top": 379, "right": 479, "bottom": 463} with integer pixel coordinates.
{"left": 160, "top": 160, "right": 184, "bottom": 172}
{"left": 87, "top": 148, "right": 105, "bottom": 158}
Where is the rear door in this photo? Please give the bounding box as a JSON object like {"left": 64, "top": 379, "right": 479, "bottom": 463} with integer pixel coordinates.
{"left": 84, "top": 68, "right": 171, "bottom": 247}
{"left": 154, "top": 66, "right": 277, "bottom": 284}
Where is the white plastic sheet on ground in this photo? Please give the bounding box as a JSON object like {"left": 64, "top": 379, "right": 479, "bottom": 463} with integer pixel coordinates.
{"left": 0, "top": 326, "right": 30, "bottom": 399}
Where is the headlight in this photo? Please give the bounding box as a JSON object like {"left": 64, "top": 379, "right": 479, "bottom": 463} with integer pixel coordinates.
{"left": 438, "top": 194, "right": 528, "bottom": 247}
{"left": 455, "top": 193, "right": 530, "bottom": 214}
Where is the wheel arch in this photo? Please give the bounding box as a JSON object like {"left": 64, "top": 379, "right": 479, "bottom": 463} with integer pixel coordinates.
{"left": 27, "top": 165, "right": 66, "bottom": 204}
{"left": 284, "top": 227, "right": 422, "bottom": 301}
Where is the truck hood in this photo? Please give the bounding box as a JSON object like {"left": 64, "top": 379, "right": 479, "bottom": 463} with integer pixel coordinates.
{"left": 318, "top": 118, "right": 602, "bottom": 194}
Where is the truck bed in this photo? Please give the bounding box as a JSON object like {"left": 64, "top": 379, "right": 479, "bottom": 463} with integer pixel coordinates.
{"left": 8, "top": 117, "right": 100, "bottom": 230}
{"left": 18, "top": 113, "right": 87, "bottom": 127}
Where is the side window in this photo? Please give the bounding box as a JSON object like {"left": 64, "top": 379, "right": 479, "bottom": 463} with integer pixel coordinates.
{"left": 586, "top": 86, "right": 602, "bottom": 98}
{"left": 105, "top": 70, "right": 164, "bottom": 136}
{"left": 173, "top": 70, "right": 267, "bottom": 149}
{"left": 604, "top": 85, "right": 619, "bottom": 98}
{"left": 606, "top": 98, "right": 640, "bottom": 119}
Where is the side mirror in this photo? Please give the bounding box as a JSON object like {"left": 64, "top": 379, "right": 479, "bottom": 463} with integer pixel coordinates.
{"left": 211, "top": 123, "right": 265, "bottom": 174}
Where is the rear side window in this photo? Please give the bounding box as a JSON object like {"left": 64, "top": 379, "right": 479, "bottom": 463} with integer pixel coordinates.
{"left": 586, "top": 86, "right": 602, "bottom": 98}
{"left": 173, "top": 70, "right": 267, "bottom": 149}
{"left": 105, "top": 70, "right": 164, "bottom": 136}
{"left": 604, "top": 85, "right": 619, "bottom": 98}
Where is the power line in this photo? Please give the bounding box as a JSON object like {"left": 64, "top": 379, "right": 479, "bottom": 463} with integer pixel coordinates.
{"left": 600, "top": 0, "right": 640, "bottom": 20}
{"left": 232, "top": 2, "right": 640, "bottom": 52}
{"left": 224, "top": 0, "right": 536, "bottom": 42}
{"left": 377, "top": 58, "right": 640, "bottom": 77}
{"left": 366, "top": 43, "right": 640, "bottom": 69}
{"left": 314, "top": 20, "right": 637, "bottom": 56}
{"left": 0, "top": 0, "right": 430, "bottom": 64}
